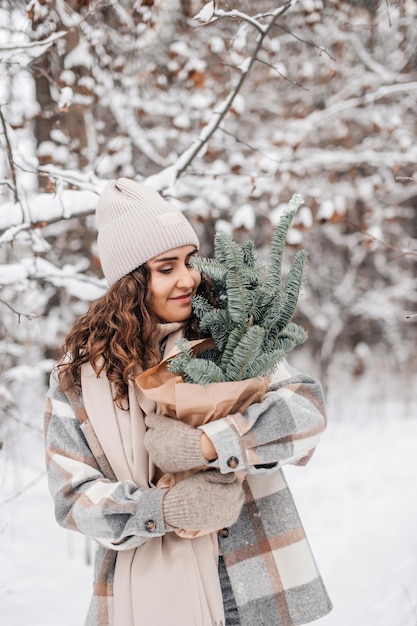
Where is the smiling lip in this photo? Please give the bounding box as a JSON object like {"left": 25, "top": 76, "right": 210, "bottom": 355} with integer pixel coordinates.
{"left": 171, "top": 293, "right": 193, "bottom": 302}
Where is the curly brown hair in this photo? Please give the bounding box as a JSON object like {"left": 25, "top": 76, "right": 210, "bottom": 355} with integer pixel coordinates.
{"left": 58, "top": 265, "right": 210, "bottom": 406}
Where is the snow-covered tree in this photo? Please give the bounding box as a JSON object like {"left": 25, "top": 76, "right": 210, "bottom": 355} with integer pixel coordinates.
{"left": 0, "top": 0, "right": 416, "bottom": 420}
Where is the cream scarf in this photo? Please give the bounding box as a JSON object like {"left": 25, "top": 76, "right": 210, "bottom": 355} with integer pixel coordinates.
{"left": 81, "top": 323, "right": 225, "bottom": 626}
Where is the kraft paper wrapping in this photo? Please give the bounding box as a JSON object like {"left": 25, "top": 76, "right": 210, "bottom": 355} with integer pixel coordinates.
{"left": 135, "top": 339, "right": 269, "bottom": 538}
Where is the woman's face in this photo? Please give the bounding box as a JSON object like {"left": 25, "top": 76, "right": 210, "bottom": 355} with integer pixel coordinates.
{"left": 147, "top": 245, "right": 201, "bottom": 323}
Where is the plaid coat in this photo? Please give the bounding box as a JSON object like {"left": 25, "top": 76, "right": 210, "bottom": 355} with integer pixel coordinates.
{"left": 44, "top": 360, "right": 332, "bottom": 626}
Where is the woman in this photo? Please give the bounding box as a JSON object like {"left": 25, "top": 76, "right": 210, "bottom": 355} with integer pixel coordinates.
{"left": 44, "top": 178, "right": 332, "bottom": 626}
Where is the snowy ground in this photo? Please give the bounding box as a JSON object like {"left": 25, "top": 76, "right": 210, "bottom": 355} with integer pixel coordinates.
{"left": 1, "top": 379, "right": 417, "bottom": 626}
{"left": 287, "top": 413, "right": 417, "bottom": 626}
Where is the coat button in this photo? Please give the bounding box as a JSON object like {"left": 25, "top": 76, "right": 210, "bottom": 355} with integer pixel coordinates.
{"left": 218, "top": 527, "right": 229, "bottom": 538}
{"left": 144, "top": 519, "right": 156, "bottom": 532}
{"left": 227, "top": 456, "right": 239, "bottom": 469}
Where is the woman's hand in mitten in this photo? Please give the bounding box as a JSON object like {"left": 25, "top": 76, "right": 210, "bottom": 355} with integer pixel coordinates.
{"left": 163, "top": 471, "right": 244, "bottom": 531}
{"left": 144, "top": 413, "right": 208, "bottom": 473}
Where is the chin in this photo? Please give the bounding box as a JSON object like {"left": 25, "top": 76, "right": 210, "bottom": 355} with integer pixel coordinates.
{"left": 175, "top": 313, "right": 192, "bottom": 323}
{"left": 160, "top": 311, "right": 191, "bottom": 324}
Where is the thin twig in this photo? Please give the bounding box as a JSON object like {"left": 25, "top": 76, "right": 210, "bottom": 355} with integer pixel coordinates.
{"left": 348, "top": 220, "right": 417, "bottom": 259}
{"left": 255, "top": 56, "right": 309, "bottom": 91}
{"left": 0, "top": 299, "right": 37, "bottom": 322}
{"left": 385, "top": 0, "right": 392, "bottom": 28}
{"left": 6, "top": 414, "right": 44, "bottom": 433}
{"left": 1, "top": 469, "right": 47, "bottom": 505}
{"left": 0, "top": 106, "right": 18, "bottom": 204}
{"left": 276, "top": 23, "right": 336, "bottom": 62}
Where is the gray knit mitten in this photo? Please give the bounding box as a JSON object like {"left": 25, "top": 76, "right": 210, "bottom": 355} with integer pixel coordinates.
{"left": 144, "top": 413, "right": 208, "bottom": 473}
{"left": 163, "top": 471, "right": 244, "bottom": 530}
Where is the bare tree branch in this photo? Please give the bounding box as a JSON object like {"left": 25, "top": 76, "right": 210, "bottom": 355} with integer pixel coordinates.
{"left": 0, "top": 299, "right": 37, "bottom": 322}
{"left": 108, "top": 93, "right": 168, "bottom": 167}
{"left": 348, "top": 220, "right": 417, "bottom": 260}
{"left": 276, "top": 23, "right": 336, "bottom": 62}
{"left": 255, "top": 56, "right": 308, "bottom": 90}
{"left": 1, "top": 469, "right": 46, "bottom": 505}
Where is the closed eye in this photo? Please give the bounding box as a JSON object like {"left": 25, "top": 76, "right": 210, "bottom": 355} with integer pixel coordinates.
{"left": 186, "top": 251, "right": 198, "bottom": 266}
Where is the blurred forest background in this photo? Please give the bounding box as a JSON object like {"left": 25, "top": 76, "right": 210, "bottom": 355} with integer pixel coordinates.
{"left": 0, "top": 0, "right": 416, "bottom": 503}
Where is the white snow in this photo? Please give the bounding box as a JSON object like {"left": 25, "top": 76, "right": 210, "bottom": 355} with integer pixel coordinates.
{"left": 1, "top": 377, "right": 417, "bottom": 625}
{"left": 1, "top": 471, "right": 92, "bottom": 626}
{"left": 287, "top": 412, "right": 417, "bottom": 625}
{"left": 0, "top": 189, "right": 100, "bottom": 231}
{"left": 0, "top": 258, "right": 106, "bottom": 301}
{"left": 58, "top": 86, "right": 74, "bottom": 110}
{"left": 209, "top": 36, "right": 225, "bottom": 54}
{"left": 194, "top": 2, "right": 215, "bottom": 23}
{"left": 232, "top": 204, "right": 256, "bottom": 230}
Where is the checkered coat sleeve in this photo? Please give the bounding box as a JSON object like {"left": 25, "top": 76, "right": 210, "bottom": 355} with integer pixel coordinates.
{"left": 44, "top": 369, "right": 172, "bottom": 624}
{"left": 44, "top": 369, "right": 167, "bottom": 550}
{"left": 199, "top": 360, "right": 327, "bottom": 475}
{"left": 200, "top": 361, "right": 332, "bottom": 625}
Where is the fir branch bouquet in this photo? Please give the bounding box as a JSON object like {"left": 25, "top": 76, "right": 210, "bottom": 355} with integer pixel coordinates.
{"left": 167, "top": 194, "right": 308, "bottom": 385}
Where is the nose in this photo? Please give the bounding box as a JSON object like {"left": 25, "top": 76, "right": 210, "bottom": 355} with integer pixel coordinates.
{"left": 176, "top": 264, "right": 197, "bottom": 288}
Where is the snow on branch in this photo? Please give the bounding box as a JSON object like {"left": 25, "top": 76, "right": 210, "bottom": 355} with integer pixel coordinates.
{"left": 108, "top": 92, "right": 168, "bottom": 167}
{"left": 1, "top": 0, "right": 107, "bottom": 65}
{"left": 286, "top": 81, "right": 417, "bottom": 138}
{"left": 351, "top": 34, "right": 399, "bottom": 84}
{"left": 0, "top": 188, "right": 99, "bottom": 234}
{"left": 286, "top": 147, "right": 417, "bottom": 172}
{"left": 193, "top": 2, "right": 217, "bottom": 24}
{"left": 213, "top": 2, "right": 297, "bottom": 34}
{"left": 0, "top": 257, "right": 106, "bottom": 300}
{"left": 0, "top": 120, "right": 104, "bottom": 233}
{"left": 0, "top": 30, "right": 68, "bottom": 62}
{"left": 194, "top": 1, "right": 298, "bottom": 31}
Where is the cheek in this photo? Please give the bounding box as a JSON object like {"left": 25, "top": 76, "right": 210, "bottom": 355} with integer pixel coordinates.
{"left": 148, "top": 276, "right": 156, "bottom": 299}
{"left": 192, "top": 270, "right": 202, "bottom": 289}
{"left": 148, "top": 276, "right": 165, "bottom": 305}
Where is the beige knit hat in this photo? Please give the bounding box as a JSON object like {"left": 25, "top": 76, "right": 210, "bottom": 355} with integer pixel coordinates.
{"left": 96, "top": 178, "right": 199, "bottom": 286}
